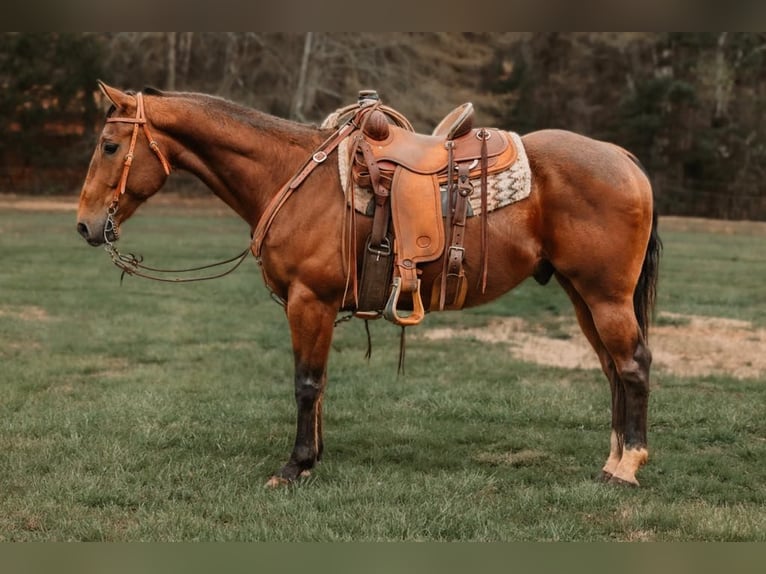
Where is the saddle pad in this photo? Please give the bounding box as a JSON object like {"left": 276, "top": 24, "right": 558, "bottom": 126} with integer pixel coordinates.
{"left": 339, "top": 131, "right": 532, "bottom": 216}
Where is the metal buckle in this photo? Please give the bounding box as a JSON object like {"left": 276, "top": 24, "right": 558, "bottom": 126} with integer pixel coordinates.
{"left": 313, "top": 151, "right": 328, "bottom": 163}
{"left": 367, "top": 237, "right": 392, "bottom": 260}
{"left": 452, "top": 159, "right": 479, "bottom": 172}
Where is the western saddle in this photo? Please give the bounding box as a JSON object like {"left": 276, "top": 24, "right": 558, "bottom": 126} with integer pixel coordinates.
{"left": 349, "top": 91, "right": 518, "bottom": 326}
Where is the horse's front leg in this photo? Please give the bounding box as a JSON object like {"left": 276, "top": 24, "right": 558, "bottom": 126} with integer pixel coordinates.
{"left": 266, "top": 282, "right": 338, "bottom": 487}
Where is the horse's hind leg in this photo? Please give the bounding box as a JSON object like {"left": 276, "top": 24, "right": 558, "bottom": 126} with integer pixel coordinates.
{"left": 266, "top": 283, "right": 336, "bottom": 487}
{"left": 556, "top": 275, "right": 624, "bottom": 481}
{"left": 586, "top": 298, "right": 652, "bottom": 486}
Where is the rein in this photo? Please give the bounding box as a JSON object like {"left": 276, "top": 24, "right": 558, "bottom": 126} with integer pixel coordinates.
{"left": 105, "top": 248, "right": 251, "bottom": 284}
{"left": 103, "top": 92, "right": 251, "bottom": 283}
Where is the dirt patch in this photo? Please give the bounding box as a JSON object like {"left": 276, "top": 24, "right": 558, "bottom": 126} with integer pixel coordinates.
{"left": 421, "top": 312, "right": 766, "bottom": 379}
{"left": 0, "top": 305, "right": 50, "bottom": 322}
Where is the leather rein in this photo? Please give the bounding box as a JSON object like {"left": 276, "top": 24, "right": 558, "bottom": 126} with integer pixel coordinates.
{"left": 102, "top": 92, "right": 250, "bottom": 283}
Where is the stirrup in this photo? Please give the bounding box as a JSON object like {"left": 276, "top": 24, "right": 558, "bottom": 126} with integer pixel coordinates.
{"left": 383, "top": 277, "right": 425, "bottom": 327}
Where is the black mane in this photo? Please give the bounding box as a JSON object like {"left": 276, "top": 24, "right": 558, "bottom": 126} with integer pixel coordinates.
{"left": 142, "top": 86, "right": 164, "bottom": 96}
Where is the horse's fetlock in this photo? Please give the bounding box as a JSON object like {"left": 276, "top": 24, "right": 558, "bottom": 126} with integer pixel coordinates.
{"left": 292, "top": 445, "right": 317, "bottom": 468}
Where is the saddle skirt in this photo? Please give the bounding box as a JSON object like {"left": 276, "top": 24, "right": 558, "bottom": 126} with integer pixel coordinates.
{"left": 338, "top": 130, "right": 532, "bottom": 217}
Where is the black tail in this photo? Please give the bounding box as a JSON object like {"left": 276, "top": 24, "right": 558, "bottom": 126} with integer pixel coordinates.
{"left": 621, "top": 150, "right": 661, "bottom": 341}
{"left": 634, "top": 208, "right": 662, "bottom": 341}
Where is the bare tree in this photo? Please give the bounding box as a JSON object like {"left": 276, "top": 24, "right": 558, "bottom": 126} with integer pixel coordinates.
{"left": 179, "top": 32, "right": 193, "bottom": 88}
{"left": 167, "top": 32, "right": 177, "bottom": 90}
{"left": 291, "top": 32, "right": 313, "bottom": 120}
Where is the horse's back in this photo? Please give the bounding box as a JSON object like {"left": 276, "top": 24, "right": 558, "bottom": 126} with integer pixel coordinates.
{"left": 523, "top": 129, "right": 651, "bottom": 198}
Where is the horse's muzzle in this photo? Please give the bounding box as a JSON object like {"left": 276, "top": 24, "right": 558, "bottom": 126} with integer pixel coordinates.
{"left": 76, "top": 221, "right": 117, "bottom": 246}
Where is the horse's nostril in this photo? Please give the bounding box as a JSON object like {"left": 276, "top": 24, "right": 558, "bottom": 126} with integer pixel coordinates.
{"left": 77, "top": 222, "right": 90, "bottom": 239}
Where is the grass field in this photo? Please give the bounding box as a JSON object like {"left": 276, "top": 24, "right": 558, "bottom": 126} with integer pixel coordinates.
{"left": 1, "top": 197, "right": 764, "bottom": 541}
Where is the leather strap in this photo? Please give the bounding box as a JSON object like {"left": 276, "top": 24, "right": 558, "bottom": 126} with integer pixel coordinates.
{"left": 358, "top": 138, "right": 390, "bottom": 251}
{"left": 443, "top": 163, "right": 471, "bottom": 307}
{"left": 435, "top": 129, "right": 491, "bottom": 309}
{"left": 438, "top": 141, "right": 456, "bottom": 310}
{"left": 479, "top": 129, "right": 489, "bottom": 293}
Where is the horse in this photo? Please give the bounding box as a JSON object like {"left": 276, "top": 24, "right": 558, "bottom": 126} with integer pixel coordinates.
{"left": 76, "top": 82, "right": 661, "bottom": 487}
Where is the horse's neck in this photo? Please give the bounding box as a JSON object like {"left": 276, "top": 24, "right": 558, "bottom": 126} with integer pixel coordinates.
{"left": 156, "top": 96, "right": 323, "bottom": 227}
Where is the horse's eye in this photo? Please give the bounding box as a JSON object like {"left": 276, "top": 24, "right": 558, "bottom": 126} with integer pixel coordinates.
{"left": 103, "top": 142, "right": 119, "bottom": 155}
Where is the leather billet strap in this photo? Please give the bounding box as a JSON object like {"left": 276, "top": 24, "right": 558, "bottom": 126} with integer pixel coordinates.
{"left": 106, "top": 92, "right": 172, "bottom": 205}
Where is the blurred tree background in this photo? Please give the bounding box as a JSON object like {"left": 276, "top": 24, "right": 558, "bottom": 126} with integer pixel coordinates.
{"left": 2, "top": 32, "right": 765, "bottom": 220}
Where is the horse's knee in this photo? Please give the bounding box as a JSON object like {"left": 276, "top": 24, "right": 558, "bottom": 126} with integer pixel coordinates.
{"left": 295, "top": 377, "right": 322, "bottom": 405}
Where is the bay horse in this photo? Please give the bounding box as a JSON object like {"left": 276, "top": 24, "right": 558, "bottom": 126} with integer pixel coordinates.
{"left": 76, "top": 82, "right": 661, "bottom": 487}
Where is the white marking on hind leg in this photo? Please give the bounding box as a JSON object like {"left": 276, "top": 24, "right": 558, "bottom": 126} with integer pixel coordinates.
{"left": 602, "top": 430, "right": 622, "bottom": 477}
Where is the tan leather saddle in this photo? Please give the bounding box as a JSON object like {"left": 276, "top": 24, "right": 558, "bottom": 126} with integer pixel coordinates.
{"left": 352, "top": 101, "right": 518, "bottom": 326}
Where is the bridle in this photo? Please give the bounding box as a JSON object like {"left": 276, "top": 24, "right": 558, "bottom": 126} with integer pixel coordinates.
{"left": 106, "top": 92, "right": 172, "bottom": 207}
{"left": 103, "top": 92, "right": 172, "bottom": 246}
{"left": 101, "top": 92, "right": 250, "bottom": 283}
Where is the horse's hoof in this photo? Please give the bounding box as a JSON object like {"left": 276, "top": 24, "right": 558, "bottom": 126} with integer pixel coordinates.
{"left": 265, "top": 475, "right": 290, "bottom": 488}
{"left": 596, "top": 470, "right": 613, "bottom": 482}
{"left": 608, "top": 475, "right": 640, "bottom": 488}
{"left": 264, "top": 469, "right": 312, "bottom": 488}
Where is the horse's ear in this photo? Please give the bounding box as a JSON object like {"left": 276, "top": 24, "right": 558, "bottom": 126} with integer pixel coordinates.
{"left": 97, "top": 80, "right": 131, "bottom": 109}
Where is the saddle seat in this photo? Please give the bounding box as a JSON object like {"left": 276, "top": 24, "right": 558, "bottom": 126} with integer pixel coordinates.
{"left": 361, "top": 110, "right": 516, "bottom": 181}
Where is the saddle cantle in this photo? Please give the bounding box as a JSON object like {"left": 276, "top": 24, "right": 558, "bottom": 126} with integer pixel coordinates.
{"left": 432, "top": 102, "right": 474, "bottom": 139}
{"left": 350, "top": 100, "right": 519, "bottom": 326}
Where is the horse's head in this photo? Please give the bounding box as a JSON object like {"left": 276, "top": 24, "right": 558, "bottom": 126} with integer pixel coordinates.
{"left": 76, "top": 81, "right": 172, "bottom": 246}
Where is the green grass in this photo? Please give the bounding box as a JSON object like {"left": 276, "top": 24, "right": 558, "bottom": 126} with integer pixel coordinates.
{"left": 1, "top": 204, "right": 764, "bottom": 541}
